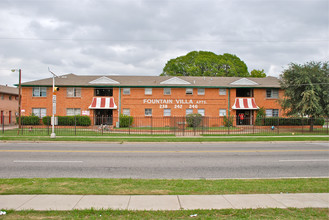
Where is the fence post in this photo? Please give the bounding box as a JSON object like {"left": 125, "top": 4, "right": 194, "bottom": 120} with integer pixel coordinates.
{"left": 150, "top": 117, "right": 153, "bottom": 135}
{"left": 128, "top": 117, "right": 131, "bottom": 135}
{"left": 277, "top": 117, "right": 280, "bottom": 134}
{"left": 327, "top": 118, "right": 328, "bottom": 135}
{"left": 252, "top": 115, "right": 255, "bottom": 134}
{"left": 173, "top": 117, "right": 176, "bottom": 136}
{"left": 47, "top": 116, "right": 50, "bottom": 135}
{"left": 74, "top": 116, "right": 77, "bottom": 136}
{"left": 101, "top": 115, "right": 104, "bottom": 135}
{"left": 1, "top": 115, "right": 4, "bottom": 134}
{"left": 302, "top": 117, "right": 304, "bottom": 134}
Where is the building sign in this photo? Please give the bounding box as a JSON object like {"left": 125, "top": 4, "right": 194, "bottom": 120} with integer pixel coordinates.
{"left": 143, "top": 99, "right": 207, "bottom": 109}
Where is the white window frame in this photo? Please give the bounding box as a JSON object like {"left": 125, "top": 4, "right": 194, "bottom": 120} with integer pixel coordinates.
{"left": 186, "top": 109, "right": 193, "bottom": 115}
{"left": 67, "top": 87, "right": 81, "bottom": 97}
{"left": 32, "top": 87, "right": 47, "bottom": 97}
{"left": 266, "top": 89, "right": 279, "bottom": 99}
{"left": 164, "top": 88, "right": 171, "bottom": 95}
{"left": 219, "top": 88, "right": 226, "bottom": 95}
{"left": 123, "top": 88, "right": 130, "bottom": 95}
{"left": 122, "top": 108, "right": 130, "bottom": 116}
{"left": 32, "top": 108, "right": 47, "bottom": 118}
{"left": 197, "top": 88, "right": 205, "bottom": 95}
{"left": 145, "top": 108, "right": 152, "bottom": 116}
{"left": 186, "top": 88, "right": 193, "bottom": 95}
{"left": 198, "top": 109, "right": 205, "bottom": 116}
{"left": 145, "top": 88, "right": 152, "bottom": 95}
{"left": 266, "top": 109, "right": 279, "bottom": 117}
{"left": 66, "top": 108, "right": 81, "bottom": 116}
{"left": 219, "top": 109, "right": 226, "bottom": 116}
{"left": 164, "top": 108, "right": 171, "bottom": 116}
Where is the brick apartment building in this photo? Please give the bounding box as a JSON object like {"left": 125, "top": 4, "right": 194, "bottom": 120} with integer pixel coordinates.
{"left": 0, "top": 85, "right": 19, "bottom": 125}
{"left": 20, "top": 74, "right": 283, "bottom": 126}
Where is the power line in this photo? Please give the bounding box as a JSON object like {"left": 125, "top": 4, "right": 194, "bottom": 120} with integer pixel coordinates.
{"left": 0, "top": 37, "right": 327, "bottom": 43}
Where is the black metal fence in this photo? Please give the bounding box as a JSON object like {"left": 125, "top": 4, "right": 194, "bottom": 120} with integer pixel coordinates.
{"left": 1, "top": 115, "right": 328, "bottom": 136}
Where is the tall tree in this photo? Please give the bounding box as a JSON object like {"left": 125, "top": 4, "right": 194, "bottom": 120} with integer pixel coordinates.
{"left": 280, "top": 61, "right": 329, "bottom": 130}
{"left": 250, "top": 69, "right": 266, "bottom": 78}
{"left": 161, "top": 51, "right": 249, "bottom": 77}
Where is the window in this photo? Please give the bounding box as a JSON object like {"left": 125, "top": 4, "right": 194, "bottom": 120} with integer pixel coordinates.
{"left": 32, "top": 108, "right": 46, "bottom": 118}
{"left": 266, "top": 89, "right": 279, "bottom": 98}
{"left": 186, "top": 109, "right": 193, "bottom": 115}
{"left": 66, "top": 108, "right": 81, "bottom": 116}
{"left": 219, "top": 109, "right": 226, "bottom": 116}
{"left": 219, "top": 89, "right": 226, "bottom": 95}
{"left": 197, "top": 88, "right": 205, "bottom": 95}
{"left": 236, "top": 88, "right": 252, "bottom": 97}
{"left": 186, "top": 88, "right": 193, "bottom": 95}
{"left": 1, "top": 94, "right": 3, "bottom": 100}
{"left": 123, "top": 108, "right": 130, "bottom": 116}
{"left": 145, "top": 88, "right": 152, "bottom": 95}
{"left": 198, "top": 109, "right": 205, "bottom": 116}
{"left": 164, "top": 109, "right": 171, "bottom": 116}
{"left": 145, "top": 108, "right": 152, "bottom": 116}
{"left": 95, "top": 88, "right": 113, "bottom": 96}
{"left": 33, "top": 87, "right": 47, "bottom": 97}
{"left": 123, "top": 88, "right": 130, "bottom": 95}
{"left": 266, "top": 109, "right": 279, "bottom": 117}
{"left": 164, "top": 88, "right": 171, "bottom": 95}
{"left": 67, "top": 87, "right": 81, "bottom": 97}
{"left": 9, "top": 96, "right": 12, "bottom": 100}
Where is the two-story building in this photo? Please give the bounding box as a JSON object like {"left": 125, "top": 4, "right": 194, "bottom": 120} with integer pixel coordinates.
{"left": 0, "top": 85, "right": 19, "bottom": 125}
{"left": 20, "top": 74, "right": 283, "bottom": 127}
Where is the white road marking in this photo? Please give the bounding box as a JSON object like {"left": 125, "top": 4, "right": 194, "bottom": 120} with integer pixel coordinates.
{"left": 13, "top": 160, "right": 83, "bottom": 163}
{"left": 279, "top": 159, "right": 329, "bottom": 162}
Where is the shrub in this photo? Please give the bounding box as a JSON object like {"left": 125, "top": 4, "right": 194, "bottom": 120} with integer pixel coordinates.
{"left": 255, "top": 117, "right": 325, "bottom": 126}
{"left": 42, "top": 116, "right": 91, "bottom": 126}
{"left": 17, "top": 115, "right": 40, "bottom": 125}
{"left": 186, "top": 113, "right": 203, "bottom": 128}
{"left": 223, "top": 116, "right": 233, "bottom": 127}
{"left": 119, "top": 114, "right": 134, "bottom": 127}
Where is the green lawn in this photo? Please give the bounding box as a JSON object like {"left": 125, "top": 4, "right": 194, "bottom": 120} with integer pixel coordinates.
{"left": 1, "top": 178, "right": 328, "bottom": 195}
{"left": 0, "top": 135, "right": 328, "bottom": 142}
{"left": 2, "top": 208, "right": 328, "bottom": 219}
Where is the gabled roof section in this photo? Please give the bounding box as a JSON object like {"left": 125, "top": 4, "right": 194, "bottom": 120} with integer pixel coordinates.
{"left": 89, "top": 76, "right": 120, "bottom": 84}
{"left": 160, "top": 77, "right": 191, "bottom": 85}
{"left": 230, "top": 78, "right": 258, "bottom": 86}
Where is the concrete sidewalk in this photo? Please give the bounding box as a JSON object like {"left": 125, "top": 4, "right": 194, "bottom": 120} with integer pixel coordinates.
{"left": 0, "top": 193, "right": 328, "bottom": 211}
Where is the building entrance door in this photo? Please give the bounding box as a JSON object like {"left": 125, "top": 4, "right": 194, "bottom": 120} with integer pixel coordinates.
{"left": 236, "top": 110, "right": 253, "bottom": 125}
{"left": 95, "top": 109, "right": 113, "bottom": 125}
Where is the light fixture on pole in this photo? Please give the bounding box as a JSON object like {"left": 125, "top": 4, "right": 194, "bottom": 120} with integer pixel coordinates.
{"left": 48, "top": 67, "right": 58, "bottom": 138}
{"left": 11, "top": 69, "right": 22, "bottom": 135}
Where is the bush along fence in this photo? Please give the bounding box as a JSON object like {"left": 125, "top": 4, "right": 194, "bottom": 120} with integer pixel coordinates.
{"left": 1, "top": 114, "right": 328, "bottom": 136}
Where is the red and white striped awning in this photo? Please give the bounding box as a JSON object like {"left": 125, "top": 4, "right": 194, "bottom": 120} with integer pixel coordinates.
{"left": 89, "top": 97, "right": 117, "bottom": 109}
{"left": 232, "top": 98, "right": 259, "bottom": 110}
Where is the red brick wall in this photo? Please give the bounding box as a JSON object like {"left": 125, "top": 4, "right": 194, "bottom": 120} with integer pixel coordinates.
{"left": 21, "top": 86, "right": 283, "bottom": 126}
{"left": 0, "top": 92, "right": 18, "bottom": 124}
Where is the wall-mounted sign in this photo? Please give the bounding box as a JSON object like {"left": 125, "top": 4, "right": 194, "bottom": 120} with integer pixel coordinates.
{"left": 143, "top": 99, "right": 207, "bottom": 109}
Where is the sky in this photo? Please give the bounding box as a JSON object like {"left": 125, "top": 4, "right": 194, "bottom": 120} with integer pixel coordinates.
{"left": 0, "top": 0, "right": 328, "bottom": 87}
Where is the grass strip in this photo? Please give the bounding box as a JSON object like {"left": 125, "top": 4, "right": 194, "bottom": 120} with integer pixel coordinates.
{"left": 1, "top": 208, "right": 328, "bottom": 219}
{"left": 0, "top": 136, "right": 328, "bottom": 142}
{"left": 0, "top": 178, "right": 328, "bottom": 195}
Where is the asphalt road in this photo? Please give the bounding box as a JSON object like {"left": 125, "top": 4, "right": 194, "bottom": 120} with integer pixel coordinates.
{"left": 0, "top": 141, "right": 328, "bottom": 179}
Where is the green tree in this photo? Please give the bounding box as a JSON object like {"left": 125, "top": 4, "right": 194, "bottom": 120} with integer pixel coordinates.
{"left": 250, "top": 69, "right": 266, "bottom": 78}
{"left": 279, "top": 61, "right": 329, "bottom": 131}
{"left": 161, "top": 51, "right": 249, "bottom": 77}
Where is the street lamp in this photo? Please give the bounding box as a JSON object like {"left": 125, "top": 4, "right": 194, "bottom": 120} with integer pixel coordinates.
{"left": 11, "top": 69, "right": 21, "bottom": 135}
{"left": 48, "top": 67, "right": 58, "bottom": 138}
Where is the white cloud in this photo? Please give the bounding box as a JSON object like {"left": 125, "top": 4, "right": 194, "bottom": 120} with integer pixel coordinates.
{"left": 0, "top": 0, "right": 328, "bottom": 86}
